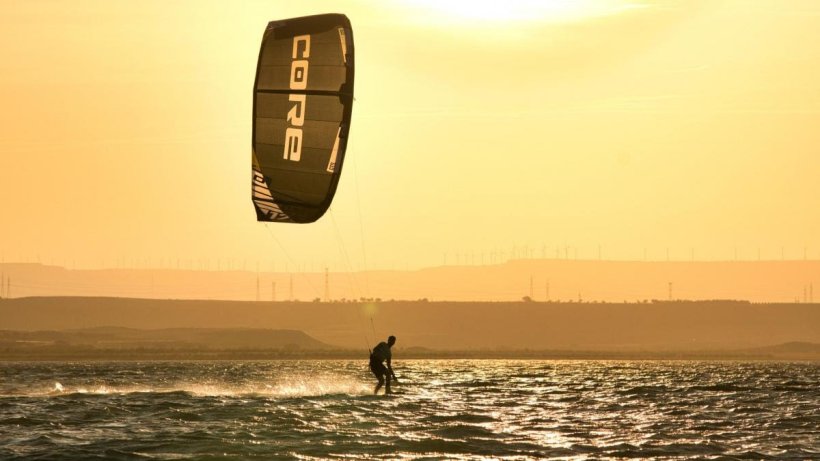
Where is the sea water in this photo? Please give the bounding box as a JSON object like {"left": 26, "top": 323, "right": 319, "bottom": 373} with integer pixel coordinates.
{"left": 0, "top": 360, "right": 818, "bottom": 460}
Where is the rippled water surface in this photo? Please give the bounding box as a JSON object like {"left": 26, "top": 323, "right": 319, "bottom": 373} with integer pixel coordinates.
{"left": 1, "top": 360, "right": 818, "bottom": 460}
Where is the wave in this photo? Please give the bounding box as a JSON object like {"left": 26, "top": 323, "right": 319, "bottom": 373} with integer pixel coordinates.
{"left": 4, "top": 374, "right": 371, "bottom": 399}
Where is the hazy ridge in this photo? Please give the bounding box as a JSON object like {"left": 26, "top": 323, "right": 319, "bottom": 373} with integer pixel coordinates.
{"left": 1, "top": 296, "right": 817, "bottom": 360}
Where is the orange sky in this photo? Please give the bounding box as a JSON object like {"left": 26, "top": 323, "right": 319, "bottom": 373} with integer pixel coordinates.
{"left": 1, "top": 0, "right": 819, "bottom": 270}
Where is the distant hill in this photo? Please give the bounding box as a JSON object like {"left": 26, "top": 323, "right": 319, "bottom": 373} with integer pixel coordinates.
{"left": 0, "top": 326, "right": 816, "bottom": 361}
{"left": 1, "top": 297, "right": 817, "bottom": 355}
{"left": 0, "top": 327, "right": 331, "bottom": 352}
{"left": 749, "top": 341, "right": 820, "bottom": 356}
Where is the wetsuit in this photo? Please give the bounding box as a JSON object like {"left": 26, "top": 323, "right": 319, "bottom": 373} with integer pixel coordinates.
{"left": 369, "top": 341, "right": 393, "bottom": 393}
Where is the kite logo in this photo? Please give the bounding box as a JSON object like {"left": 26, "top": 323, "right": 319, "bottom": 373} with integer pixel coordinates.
{"left": 284, "top": 34, "right": 310, "bottom": 162}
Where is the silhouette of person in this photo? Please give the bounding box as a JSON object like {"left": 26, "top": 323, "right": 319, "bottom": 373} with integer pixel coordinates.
{"left": 370, "top": 335, "right": 398, "bottom": 394}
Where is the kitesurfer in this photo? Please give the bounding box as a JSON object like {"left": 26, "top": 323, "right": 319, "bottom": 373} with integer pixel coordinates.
{"left": 370, "top": 335, "right": 398, "bottom": 395}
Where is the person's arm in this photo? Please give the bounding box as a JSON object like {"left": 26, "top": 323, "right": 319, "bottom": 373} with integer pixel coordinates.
{"left": 387, "top": 358, "right": 397, "bottom": 380}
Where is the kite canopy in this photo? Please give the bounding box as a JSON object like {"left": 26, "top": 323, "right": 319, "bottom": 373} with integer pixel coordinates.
{"left": 252, "top": 14, "right": 354, "bottom": 223}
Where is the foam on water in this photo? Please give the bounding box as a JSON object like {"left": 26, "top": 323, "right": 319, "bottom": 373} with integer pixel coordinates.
{"left": 262, "top": 373, "right": 371, "bottom": 397}
{"left": 19, "top": 373, "right": 371, "bottom": 399}
{"left": 34, "top": 381, "right": 157, "bottom": 397}
{"left": 181, "top": 373, "right": 370, "bottom": 398}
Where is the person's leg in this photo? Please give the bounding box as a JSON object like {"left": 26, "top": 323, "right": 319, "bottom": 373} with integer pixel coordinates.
{"left": 374, "top": 373, "right": 384, "bottom": 394}
{"left": 385, "top": 374, "right": 392, "bottom": 394}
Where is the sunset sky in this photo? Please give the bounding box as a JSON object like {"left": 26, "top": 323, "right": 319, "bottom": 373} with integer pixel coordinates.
{"left": 1, "top": 0, "right": 819, "bottom": 271}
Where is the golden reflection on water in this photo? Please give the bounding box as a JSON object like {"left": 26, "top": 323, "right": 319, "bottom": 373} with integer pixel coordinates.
{"left": 1, "top": 360, "right": 818, "bottom": 460}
